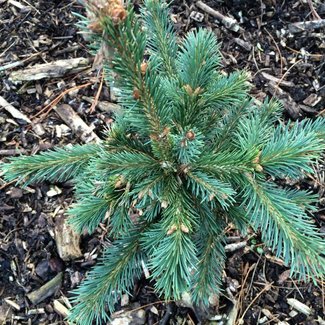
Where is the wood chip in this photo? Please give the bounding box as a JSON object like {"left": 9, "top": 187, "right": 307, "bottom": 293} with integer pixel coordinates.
{"left": 27, "top": 308, "right": 45, "bottom": 315}
{"left": 303, "top": 93, "right": 322, "bottom": 107}
{"left": 4, "top": 298, "right": 20, "bottom": 311}
{"left": 27, "top": 272, "right": 63, "bottom": 305}
{"left": 0, "top": 96, "right": 32, "bottom": 124}
{"left": 233, "top": 38, "right": 252, "bottom": 51}
{"left": 189, "top": 11, "right": 204, "bottom": 22}
{"left": 267, "top": 82, "right": 301, "bottom": 120}
{"left": 9, "top": 58, "right": 90, "bottom": 82}
{"left": 54, "top": 104, "right": 100, "bottom": 143}
{"left": 288, "top": 19, "right": 325, "bottom": 34}
{"left": 82, "top": 96, "right": 121, "bottom": 114}
{"left": 277, "top": 269, "right": 291, "bottom": 284}
{"left": 54, "top": 214, "right": 82, "bottom": 261}
{"left": 261, "top": 72, "right": 295, "bottom": 87}
{"left": 8, "top": 0, "right": 28, "bottom": 10}
{"left": 196, "top": 1, "right": 242, "bottom": 32}
{"left": 53, "top": 299, "right": 69, "bottom": 317}
{"left": 287, "top": 298, "right": 312, "bottom": 315}
{"left": 225, "top": 241, "right": 247, "bottom": 252}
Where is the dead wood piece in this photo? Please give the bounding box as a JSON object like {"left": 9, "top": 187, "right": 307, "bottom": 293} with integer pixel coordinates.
{"left": 287, "top": 298, "right": 312, "bottom": 315}
{"left": 0, "top": 304, "right": 12, "bottom": 323}
{"left": 53, "top": 300, "right": 69, "bottom": 317}
{"left": 82, "top": 96, "right": 121, "bottom": 114}
{"left": 4, "top": 299, "right": 20, "bottom": 311}
{"left": 267, "top": 82, "right": 301, "bottom": 120}
{"left": 54, "top": 104, "right": 100, "bottom": 143}
{"left": 226, "top": 302, "right": 238, "bottom": 325}
{"left": 0, "top": 149, "right": 28, "bottom": 156}
{"left": 9, "top": 58, "right": 90, "bottom": 82}
{"left": 261, "top": 72, "right": 294, "bottom": 87}
{"left": 225, "top": 241, "right": 247, "bottom": 252}
{"left": 233, "top": 38, "right": 252, "bottom": 51}
{"left": 27, "top": 272, "right": 63, "bottom": 305}
{"left": 0, "top": 96, "right": 32, "bottom": 124}
{"left": 54, "top": 214, "right": 82, "bottom": 261}
{"left": 8, "top": 0, "right": 28, "bottom": 10}
{"left": 196, "top": 1, "right": 242, "bottom": 32}
{"left": 288, "top": 19, "right": 325, "bottom": 34}
{"left": 303, "top": 93, "right": 322, "bottom": 107}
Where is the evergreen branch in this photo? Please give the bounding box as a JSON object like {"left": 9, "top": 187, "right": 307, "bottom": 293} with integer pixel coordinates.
{"left": 109, "top": 203, "right": 134, "bottom": 237}
{"left": 194, "top": 149, "right": 252, "bottom": 180}
{"left": 68, "top": 196, "right": 109, "bottom": 234}
{"left": 68, "top": 173, "right": 126, "bottom": 234}
{"left": 243, "top": 176, "right": 325, "bottom": 279}
{"left": 144, "top": 191, "right": 199, "bottom": 299}
{"left": 142, "top": 0, "right": 178, "bottom": 77}
{"left": 203, "top": 71, "right": 249, "bottom": 110}
{"left": 226, "top": 205, "right": 250, "bottom": 235}
{"left": 101, "top": 7, "right": 169, "bottom": 156}
{"left": 68, "top": 229, "right": 145, "bottom": 325}
{"left": 1, "top": 144, "right": 99, "bottom": 185}
{"left": 186, "top": 171, "right": 235, "bottom": 209}
{"left": 105, "top": 121, "right": 152, "bottom": 154}
{"left": 172, "top": 128, "right": 205, "bottom": 164}
{"left": 212, "top": 99, "right": 253, "bottom": 152}
{"left": 192, "top": 217, "right": 226, "bottom": 304}
{"left": 97, "top": 150, "right": 161, "bottom": 180}
{"left": 177, "top": 29, "right": 220, "bottom": 90}
{"left": 261, "top": 121, "right": 324, "bottom": 178}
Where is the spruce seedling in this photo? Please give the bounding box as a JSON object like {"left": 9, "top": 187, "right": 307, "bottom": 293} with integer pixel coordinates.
{"left": 2, "top": 1, "right": 325, "bottom": 324}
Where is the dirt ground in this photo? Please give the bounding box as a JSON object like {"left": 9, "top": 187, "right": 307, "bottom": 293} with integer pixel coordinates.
{"left": 0, "top": 0, "right": 325, "bottom": 324}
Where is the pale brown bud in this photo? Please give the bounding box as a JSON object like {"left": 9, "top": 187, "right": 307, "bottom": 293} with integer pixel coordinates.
{"left": 180, "top": 223, "right": 189, "bottom": 233}
{"left": 183, "top": 84, "right": 193, "bottom": 95}
{"left": 252, "top": 151, "right": 262, "bottom": 164}
{"left": 254, "top": 164, "right": 264, "bottom": 172}
{"left": 88, "top": 21, "right": 103, "bottom": 34}
{"left": 140, "top": 61, "right": 148, "bottom": 75}
{"left": 133, "top": 87, "right": 140, "bottom": 100}
{"left": 167, "top": 224, "right": 177, "bottom": 235}
{"left": 185, "top": 130, "right": 195, "bottom": 141}
{"left": 193, "top": 87, "right": 202, "bottom": 96}
{"left": 110, "top": 7, "right": 127, "bottom": 23}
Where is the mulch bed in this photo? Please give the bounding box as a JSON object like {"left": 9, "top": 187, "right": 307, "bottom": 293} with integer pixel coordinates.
{"left": 0, "top": 0, "right": 324, "bottom": 324}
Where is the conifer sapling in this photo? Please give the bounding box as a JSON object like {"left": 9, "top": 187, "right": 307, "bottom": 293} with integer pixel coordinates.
{"left": 2, "top": 0, "right": 325, "bottom": 324}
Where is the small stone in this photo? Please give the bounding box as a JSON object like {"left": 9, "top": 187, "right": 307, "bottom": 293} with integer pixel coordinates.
{"left": 27, "top": 88, "right": 36, "bottom": 94}
{"left": 208, "top": 293, "right": 219, "bottom": 306}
